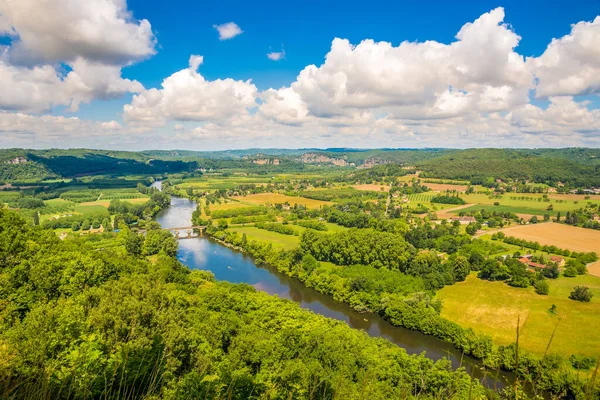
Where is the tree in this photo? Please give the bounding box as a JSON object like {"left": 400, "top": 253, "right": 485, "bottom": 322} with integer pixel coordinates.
{"left": 187, "top": 187, "right": 194, "bottom": 197}
{"left": 71, "top": 221, "right": 81, "bottom": 231}
{"left": 556, "top": 212, "right": 561, "bottom": 222}
{"left": 569, "top": 285, "right": 593, "bottom": 302}
{"left": 534, "top": 279, "right": 549, "bottom": 295}
{"left": 125, "top": 233, "right": 143, "bottom": 256}
{"left": 81, "top": 218, "right": 91, "bottom": 230}
{"left": 32, "top": 212, "right": 39, "bottom": 226}
{"left": 241, "top": 233, "right": 247, "bottom": 246}
{"left": 301, "top": 253, "right": 319, "bottom": 275}
{"left": 136, "top": 182, "right": 147, "bottom": 194}
{"left": 113, "top": 215, "right": 120, "bottom": 230}
{"left": 448, "top": 255, "right": 470, "bottom": 282}
{"left": 102, "top": 218, "right": 112, "bottom": 232}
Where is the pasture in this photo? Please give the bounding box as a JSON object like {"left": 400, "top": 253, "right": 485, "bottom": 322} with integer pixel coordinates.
{"left": 462, "top": 193, "right": 600, "bottom": 214}
{"left": 227, "top": 226, "right": 300, "bottom": 250}
{"left": 496, "top": 223, "right": 600, "bottom": 254}
{"left": 437, "top": 273, "right": 600, "bottom": 358}
{"left": 232, "top": 193, "right": 332, "bottom": 209}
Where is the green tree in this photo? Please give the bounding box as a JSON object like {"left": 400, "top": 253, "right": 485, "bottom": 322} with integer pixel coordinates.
{"left": 71, "top": 221, "right": 81, "bottom": 231}
{"left": 32, "top": 211, "right": 39, "bottom": 226}
{"left": 569, "top": 285, "right": 593, "bottom": 302}
{"left": 81, "top": 218, "right": 91, "bottom": 230}
{"left": 125, "top": 233, "right": 143, "bottom": 256}
{"left": 102, "top": 218, "right": 112, "bottom": 232}
{"left": 534, "top": 279, "right": 549, "bottom": 295}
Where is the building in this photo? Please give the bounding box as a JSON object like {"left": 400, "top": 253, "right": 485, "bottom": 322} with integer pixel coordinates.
{"left": 449, "top": 216, "right": 477, "bottom": 224}
{"left": 550, "top": 256, "right": 565, "bottom": 267}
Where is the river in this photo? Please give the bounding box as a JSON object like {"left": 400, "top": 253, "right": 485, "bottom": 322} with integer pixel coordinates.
{"left": 152, "top": 188, "right": 512, "bottom": 389}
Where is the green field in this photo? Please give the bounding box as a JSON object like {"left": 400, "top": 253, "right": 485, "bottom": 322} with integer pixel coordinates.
{"left": 437, "top": 273, "right": 600, "bottom": 358}
{"left": 462, "top": 192, "right": 600, "bottom": 214}
{"left": 407, "top": 193, "right": 435, "bottom": 203}
{"left": 456, "top": 204, "right": 557, "bottom": 217}
{"left": 227, "top": 226, "right": 300, "bottom": 250}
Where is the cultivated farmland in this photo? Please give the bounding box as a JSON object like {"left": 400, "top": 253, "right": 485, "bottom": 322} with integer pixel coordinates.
{"left": 497, "top": 222, "right": 600, "bottom": 254}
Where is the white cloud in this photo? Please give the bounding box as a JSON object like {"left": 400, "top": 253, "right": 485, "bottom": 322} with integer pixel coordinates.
{"left": 267, "top": 49, "right": 285, "bottom": 61}
{"left": 213, "top": 22, "right": 243, "bottom": 40}
{"left": 0, "top": 56, "right": 143, "bottom": 112}
{"left": 0, "top": 0, "right": 151, "bottom": 113}
{"left": 123, "top": 55, "right": 258, "bottom": 128}
{"left": 529, "top": 16, "right": 600, "bottom": 97}
{"left": 0, "top": 0, "right": 156, "bottom": 66}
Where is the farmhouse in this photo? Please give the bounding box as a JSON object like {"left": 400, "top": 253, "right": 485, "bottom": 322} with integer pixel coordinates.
{"left": 449, "top": 216, "right": 476, "bottom": 224}
{"left": 550, "top": 256, "right": 565, "bottom": 267}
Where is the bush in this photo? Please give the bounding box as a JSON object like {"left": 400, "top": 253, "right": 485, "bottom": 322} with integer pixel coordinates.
{"left": 534, "top": 279, "right": 549, "bottom": 295}
{"left": 569, "top": 286, "right": 593, "bottom": 302}
{"left": 569, "top": 354, "right": 596, "bottom": 370}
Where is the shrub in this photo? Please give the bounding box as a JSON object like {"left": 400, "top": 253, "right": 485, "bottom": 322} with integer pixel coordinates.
{"left": 534, "top": 279, "right": 549, "bottom": 295}
{"left": 569, "top": 286, "right": 593, "bottom": 302}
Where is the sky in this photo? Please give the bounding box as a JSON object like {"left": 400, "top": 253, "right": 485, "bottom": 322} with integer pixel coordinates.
{"left": 1, "top": 0, "right": 600, "bottom": 150}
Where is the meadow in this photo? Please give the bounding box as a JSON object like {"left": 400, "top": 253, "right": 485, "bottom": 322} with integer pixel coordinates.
{"left": 437, "top": 273, "right": 600, "bottom": 358}
{"left": 226, "top": 226, "right": 300, "bottom": 250}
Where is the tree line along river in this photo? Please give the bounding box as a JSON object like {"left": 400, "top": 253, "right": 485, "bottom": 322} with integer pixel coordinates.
{"left": 151, "top": 183, "right": 516, "bottom": 390}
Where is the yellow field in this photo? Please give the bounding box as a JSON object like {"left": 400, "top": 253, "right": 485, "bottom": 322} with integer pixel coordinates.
{"left": 438, "top": 273, "right": 600, "bottom": 358}
{"left": 232, "top": 193, "right": 332, "bottom": 209}
{"left": 589, "top": 261, "right": 600, "bottom": 278}
{"left": 351, "top": 184, "right": 390, "bottom": 192}
{"left": 210, "top": 200, "right": 251, "bottom": 211}
{"left": 498, "top": 223, "right": 600, "bottom": 253}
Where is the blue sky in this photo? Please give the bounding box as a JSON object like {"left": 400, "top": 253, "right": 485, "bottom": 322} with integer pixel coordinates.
{"left": 1, "top": 0, "right": 600, "bottom": 149}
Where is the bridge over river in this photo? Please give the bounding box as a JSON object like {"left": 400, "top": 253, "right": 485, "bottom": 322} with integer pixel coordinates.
{"left": 139, "top": 225, "right": 207, "bottom": 239}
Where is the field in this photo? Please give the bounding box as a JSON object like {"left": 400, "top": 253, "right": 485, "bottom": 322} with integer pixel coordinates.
{"left": 456, "top": 204, "right": 555, "bottom": 217}
{"left": 589, "top": 261, "right": 600, "bottom": 278}
{"left": 351, "top": 184, "right": 390, "bottom": 192}
{"left": 232, "top": 193, "right": 332, "bottom": 209}
{"left": 437, "top": 273, "right": 600, "bottom": 358}
{"left": 227, "top": 226, "right": 300, "bottom": 250}
{"left": 423, "top": 183, "right": 469, "bottom": 192}
{"left": 407, "top": 193, "right": 436, "bottom": 203}
{"left": 460, "top": 193, "right": 600, "bottom": 215}
{"left": 497, "top": 223, "right": 600, "bottom": 253}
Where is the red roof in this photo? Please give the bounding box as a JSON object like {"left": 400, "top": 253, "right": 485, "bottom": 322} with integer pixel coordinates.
{"left": 527, "top": 262, "right": 547, "bottom": 269}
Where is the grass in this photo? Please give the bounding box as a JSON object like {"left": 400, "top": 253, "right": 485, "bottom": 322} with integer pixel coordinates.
{"left": 407, "top": 193, "right": 436, "bottom": 203}
{"left": 456, "top": 204, "right": 556, "bottom": 217}
{"left": 462, "top": 193, "right": 600, "bottom": 215}
{"left": 232, "top": 193, "right": 332, "bottom": 209}
{"left": 73, "top": 204, "right": 110, "bottom": 216}
{"left": 437, "top": 273, "right": 600, "bottom": 358}
{"left": 227, "top": 226, "right": 300, "bottom": 250}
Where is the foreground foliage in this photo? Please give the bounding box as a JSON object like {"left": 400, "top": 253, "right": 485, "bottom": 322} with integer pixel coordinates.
{"left": 0, "top": 208, "right": 488, "bottom": 399}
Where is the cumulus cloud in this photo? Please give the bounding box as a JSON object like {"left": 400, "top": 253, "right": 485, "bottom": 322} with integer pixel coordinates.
{"left": 213, "top": 22, "right": 243, "bottom": 40}
{"left": 0, "top": 0, "right": 152, "bottom": 113}
{"left": 261, "top": 7, "right": 531, "bottom": 124}
{"left": 529, "top": 16, "right": 600, "bottom": 97}
{"left": 123, "top": 55, "right": 258, "bottom": 128}
{"left": 267, "top": 48, "right": 285, "bottom": 61}
{"left": 0, "top": 0, "right": 156, "bottom": 66}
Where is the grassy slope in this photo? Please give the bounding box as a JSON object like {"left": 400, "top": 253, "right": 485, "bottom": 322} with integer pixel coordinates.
{"left": 437, "top": 273, "right": 600, "bottom": 358}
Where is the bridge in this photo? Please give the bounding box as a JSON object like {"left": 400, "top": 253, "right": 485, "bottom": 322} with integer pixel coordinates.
{"left": 166, "top": 226, "right": 206, "bottom": 239}
{"left": 138, "top": 226, "right": 207, "bottom": 239}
